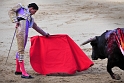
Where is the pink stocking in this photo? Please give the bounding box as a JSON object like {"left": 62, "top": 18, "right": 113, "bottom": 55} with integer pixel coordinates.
{"left": 16, "top": 59, "right": 21, "bottom": 72}
{"left": 19, "top": 60, "right": 29, "bottom": 76}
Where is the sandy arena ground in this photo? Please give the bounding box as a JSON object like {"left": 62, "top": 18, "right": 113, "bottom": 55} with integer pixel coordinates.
{"left": 0, "top": 0, "right": 124, "bottom": 83}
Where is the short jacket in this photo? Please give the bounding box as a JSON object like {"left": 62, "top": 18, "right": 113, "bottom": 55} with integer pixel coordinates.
{"left": 8, "top": 3, "right": 34, "bottom": 27}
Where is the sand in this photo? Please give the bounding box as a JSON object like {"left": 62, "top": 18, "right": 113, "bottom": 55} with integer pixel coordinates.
{"left": 0, "top": 0, "right": 124, "bottom": 83}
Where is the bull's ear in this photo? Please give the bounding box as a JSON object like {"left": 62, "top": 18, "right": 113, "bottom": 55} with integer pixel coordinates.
{"left": 90, "top": 37, "right": 98, "bottom": 46}
{"left": 90, "top": 41, "right": 97, "bottom": 46}
{"left": 95, "top": 36, "right": 99, "bottom": 40}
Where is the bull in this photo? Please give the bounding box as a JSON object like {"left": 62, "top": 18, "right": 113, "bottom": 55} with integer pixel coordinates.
{"left": 81, "top": 28, "right": 124, "bottom": 80}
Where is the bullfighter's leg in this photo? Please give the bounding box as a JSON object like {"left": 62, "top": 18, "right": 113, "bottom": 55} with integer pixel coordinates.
{"left": 16, "top": 20, "right": 32, "bottom": 78}
{"left": 15, "top": 53, "right": 22, "bottom": 75}
{"left": 107, "top": 59, "right": 121, "bottom": 80}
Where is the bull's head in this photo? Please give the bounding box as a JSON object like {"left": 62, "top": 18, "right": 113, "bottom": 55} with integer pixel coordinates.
{"left": 81, "top": 36, "right": 101, "bottom": 60}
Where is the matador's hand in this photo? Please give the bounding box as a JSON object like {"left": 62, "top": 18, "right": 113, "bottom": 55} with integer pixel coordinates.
{"left": 15, "top": 22, "right": 20, "bottom": 28}
{"left": 46, "top": 33, "right": 50, "bottom": 37}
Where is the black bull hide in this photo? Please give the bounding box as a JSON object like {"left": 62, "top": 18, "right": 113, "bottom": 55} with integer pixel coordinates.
{"left": 81, "top": 28, "right": 124, "bottom": 80}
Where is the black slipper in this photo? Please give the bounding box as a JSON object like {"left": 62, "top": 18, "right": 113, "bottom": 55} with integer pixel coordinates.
{"left": 15, "top": 72, "right": 22, "bottom": 75}
{"left": 21, "top": 75, "right": 34, "bottom": 79}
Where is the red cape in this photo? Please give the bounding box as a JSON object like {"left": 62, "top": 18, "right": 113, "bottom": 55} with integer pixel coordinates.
{"left": 30, "top": 34, "right": 93, "bottom": 75}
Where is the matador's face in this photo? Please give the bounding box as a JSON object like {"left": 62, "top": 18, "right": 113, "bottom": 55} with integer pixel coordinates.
{"left": 29, "top": 7, "right": 37, "bottom": 15}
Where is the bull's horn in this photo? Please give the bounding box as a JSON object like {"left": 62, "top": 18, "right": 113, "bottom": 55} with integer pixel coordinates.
{"left": 80, "top": 37, "right": 96, "bottom": 46}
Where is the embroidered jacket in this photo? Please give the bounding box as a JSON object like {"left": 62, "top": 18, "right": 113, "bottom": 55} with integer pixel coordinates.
{"left": 8, "top": 3, "right": 33, "bottom": 27}
{"left": 8, "top": 3, "right": 48, "bottom": 36}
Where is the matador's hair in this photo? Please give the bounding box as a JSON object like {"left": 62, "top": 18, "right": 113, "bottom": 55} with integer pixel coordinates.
{"left": 28, "top": 3, "right": 39, "bottom": 10}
